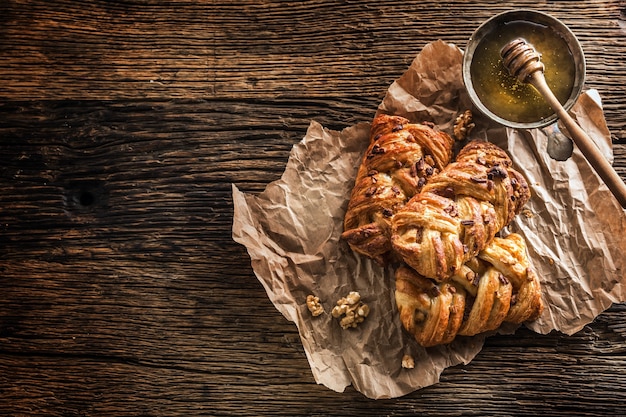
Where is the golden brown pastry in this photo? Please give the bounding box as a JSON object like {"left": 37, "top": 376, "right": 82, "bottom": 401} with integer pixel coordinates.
{"left": 341, "top": 114, "right": 455, "bottom": 264}
{"left": 395, "top": 233, "right": 543, "bottom": 347}
{"left": 395, "top": 265, "right": 464, "bottom": 347}
{"left": 477, "top": 233, "right": 543, "bottom": 323}
{"left": 391, "top": 140, "right": 531, "bottom": 281}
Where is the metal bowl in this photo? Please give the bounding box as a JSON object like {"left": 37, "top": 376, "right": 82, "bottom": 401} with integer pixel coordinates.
{"left": 462, "top": 10, "right": 586, "bottom": 129}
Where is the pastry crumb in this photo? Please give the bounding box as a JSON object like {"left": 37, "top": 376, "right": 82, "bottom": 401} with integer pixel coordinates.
{"left": 331, "top": 291, "right": 370, "bottom": 329}
{"left": 306, "top": 294, "right": 325, "bottom": 317}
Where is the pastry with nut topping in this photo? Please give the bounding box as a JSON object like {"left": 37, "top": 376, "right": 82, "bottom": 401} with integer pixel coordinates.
{"left": 342, "top": 114, "right": 455, "bottom": 265}
{"left": 391, "top": 140, "right": 530, "bottom": 281}
{"left": 395, "top": 233, "right": 543, "bottom": 347}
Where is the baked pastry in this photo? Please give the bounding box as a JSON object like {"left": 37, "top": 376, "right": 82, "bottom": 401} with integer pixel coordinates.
{"left": 391, "top": 140, "right": 531, "bottom": 281}
{"left": 341, "top": 114, "right": 455, "bottom": 264}
{"left": 395, "top": 233, "right": 543, "bottom": 347}
{"left": 477, "top": 233, "right": 543, "bottom": 324}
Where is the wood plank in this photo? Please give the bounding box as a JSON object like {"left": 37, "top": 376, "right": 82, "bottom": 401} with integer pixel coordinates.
{"left": 2, "top": 0, "right": 623, "bottom": 140}
{"left": 0, "top": 4, "right": 622, "bottom": 94}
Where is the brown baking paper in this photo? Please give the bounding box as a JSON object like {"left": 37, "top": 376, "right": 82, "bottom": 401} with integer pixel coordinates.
{"left": 231, "top": 40, "right": 626, "bottom": 399}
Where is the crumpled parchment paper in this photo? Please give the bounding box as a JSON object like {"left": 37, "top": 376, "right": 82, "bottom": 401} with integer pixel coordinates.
{"left": 231, "top": 40, "right": 626, "bottom": 399}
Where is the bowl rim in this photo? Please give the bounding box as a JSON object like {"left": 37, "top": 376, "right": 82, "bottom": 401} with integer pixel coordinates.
{"left": 462, "top": 9, "right": 586, "bottom": 129}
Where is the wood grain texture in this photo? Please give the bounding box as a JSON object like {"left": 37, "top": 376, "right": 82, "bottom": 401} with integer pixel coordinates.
{"left": 1, "top": 0, "right": 625, "bottom": 140}
{"left": 1, "top": 1, "right": 626, "bottom": 416}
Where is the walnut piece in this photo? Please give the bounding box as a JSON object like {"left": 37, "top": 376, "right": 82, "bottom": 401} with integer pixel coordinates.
{"left": 401, "top": 354, "right": 415, "bottom": 369}
{"left": 331, "top": 291, "right": 370, "bottom": 329}
{"left": 306, "top": 294, "right": 324, "bottom": 317}
{"left": 453, "top": 110, "right": 475, "bottom": 141}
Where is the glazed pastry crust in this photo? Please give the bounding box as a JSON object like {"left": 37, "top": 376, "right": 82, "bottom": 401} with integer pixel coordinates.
{"left": 395, "top": 233, "right": 543, "bottom": 347}
{"left": 391, "top": 140, "right": 531, "bottom": 281}
{"left": 341, "top": 116, "right": 543, "bottom": 348}
{"left": 342, "top": 114, "right": 455, "bottom": 264}
{"left": 477, "top": 233, "right": 543, "bottom": 323}
{"left": 395, "top": 265, "right": 465, "bottom": 347}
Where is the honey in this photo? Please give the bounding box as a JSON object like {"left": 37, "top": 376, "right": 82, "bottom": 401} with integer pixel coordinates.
{"left": 470, "top": 20, "right": 577, "bottom": 124}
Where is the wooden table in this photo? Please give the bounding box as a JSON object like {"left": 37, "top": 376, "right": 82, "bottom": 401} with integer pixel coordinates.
{"left": 1, "top": 1, "right": 625, "bottom": 415}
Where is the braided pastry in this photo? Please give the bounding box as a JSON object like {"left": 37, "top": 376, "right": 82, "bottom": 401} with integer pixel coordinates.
{"left": 342, "top": 114, "right": 455, "bottom": 264}
{"left": 391, "top": 140, "right": 531, "bottom": 281}
{"left": 395, "top": 233, "right": 543, "bottom": 347}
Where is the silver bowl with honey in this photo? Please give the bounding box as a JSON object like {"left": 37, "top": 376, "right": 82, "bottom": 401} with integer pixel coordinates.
{"left": 463, "top": 10, "right": 586, "bottom": 129}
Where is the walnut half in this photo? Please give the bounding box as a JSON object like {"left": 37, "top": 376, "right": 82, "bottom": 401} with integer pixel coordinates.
{"left": 306, "top": 294, "right": 325, "bottom": 317}
{"left": 453, "top": 110, "right": 475, "bottom": 141}
{"left": 331, "top": 291, "right": 370, "bottom": 329}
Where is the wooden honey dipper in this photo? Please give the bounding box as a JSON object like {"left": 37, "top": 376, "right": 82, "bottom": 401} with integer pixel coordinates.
{"left": 500, "top": 38, "right": 626, "bottom": 208}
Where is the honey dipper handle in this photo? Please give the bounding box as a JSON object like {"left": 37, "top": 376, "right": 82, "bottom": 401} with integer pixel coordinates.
{"left": 528, "top": 71, "right": 626, "bottom": 208}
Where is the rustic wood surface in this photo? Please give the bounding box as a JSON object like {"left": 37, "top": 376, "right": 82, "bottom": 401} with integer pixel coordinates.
{"left": 1, "top": 1, "right": 625, "bottom": 415}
